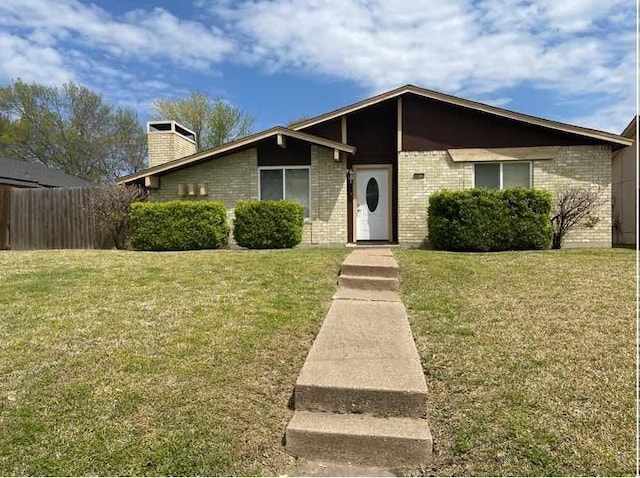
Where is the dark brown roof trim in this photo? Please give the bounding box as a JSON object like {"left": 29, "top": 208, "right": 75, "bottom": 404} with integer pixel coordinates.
{"left": 290, "top": 84, "right": 632, "bottom": 147}
{"left": 118, "top": 126, "right": 355, "bottom": 184}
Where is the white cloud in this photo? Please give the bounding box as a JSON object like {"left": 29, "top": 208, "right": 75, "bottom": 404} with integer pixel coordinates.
{"left": 0, "top": 0, "right": 233, "bottom": 70}
{"left": 0, "top": 0, "right": 634, "bottom": 133}
{"left": 0, "top": 31, "right": 72, "bottom": 85}
{"left": 206, "top": 0, "right": 635, "bottom": 131}
{"left": 0, "top": 0, "right": 234, "bottom": 110}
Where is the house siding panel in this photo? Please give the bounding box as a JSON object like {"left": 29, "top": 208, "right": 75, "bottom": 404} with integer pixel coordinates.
{"left": 402, "top": 94, "right": 602, "bottom": 151}
{"left": 612, "top": 142, "right": 636, "bottom": 246}
{"left": 303, "top": 119, "right": 342, "bottom": 143}
{"left": 258, "top": 137, "right": 311, "bottom": 166}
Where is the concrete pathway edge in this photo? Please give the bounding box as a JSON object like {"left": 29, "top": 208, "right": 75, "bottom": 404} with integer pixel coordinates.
{"left": 285, "top": 248, "right": 433, "bottom": 472}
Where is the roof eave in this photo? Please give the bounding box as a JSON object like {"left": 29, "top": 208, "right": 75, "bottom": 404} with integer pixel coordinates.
{"left": 289, "top": 84, "right": 632, "bottom": 148}
{"left": 117, "top": 126, "right": 355, "bottom": 184}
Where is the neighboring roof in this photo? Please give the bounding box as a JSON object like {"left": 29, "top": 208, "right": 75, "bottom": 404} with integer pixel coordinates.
{"left": 290, "top": 84, "right": 633, "bottom": 148}
{"left": 0, "top": 157, "right": 94, "bottom": 188}
{"left": 118, "top": 126, "right": 356, "bottom": 184}
{"left": 621, "top": 115, "right": 637, "bottom": 139}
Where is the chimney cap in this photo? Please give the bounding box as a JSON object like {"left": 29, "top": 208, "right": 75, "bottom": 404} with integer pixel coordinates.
{"left": 147, "top": 120, "right": 196, "bottom": 143}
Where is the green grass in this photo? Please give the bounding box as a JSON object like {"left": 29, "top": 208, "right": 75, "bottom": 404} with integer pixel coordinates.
{"left": 395, "top": 248, "right": 635, "bottom": 476}
{"left": 0, "top": 248, "right": 347, "bottom": 476}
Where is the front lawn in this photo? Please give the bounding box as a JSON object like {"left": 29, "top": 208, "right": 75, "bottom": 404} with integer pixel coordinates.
{"left": 395, "top": 248, "right": 635, "bottom": 476}
{"left": 0, "top": 249, "right": 347, "bottom": 476}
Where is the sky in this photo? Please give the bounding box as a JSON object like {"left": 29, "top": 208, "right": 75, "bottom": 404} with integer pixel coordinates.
{"left": 0, "top": 0, "right": 636, "bottom": 134}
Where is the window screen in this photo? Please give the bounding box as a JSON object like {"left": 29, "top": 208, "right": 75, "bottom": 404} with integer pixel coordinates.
{"left": 502, "top": 162, "right": 531, "bottom": 188}
{"left": 260, "top": 169, "right": 283, "bottom": 201}
{"left": 474, "top": 163, "right": 501, "bottom": 189}
{"left": 285, "top": 169, "right": 309, "bottom": 217}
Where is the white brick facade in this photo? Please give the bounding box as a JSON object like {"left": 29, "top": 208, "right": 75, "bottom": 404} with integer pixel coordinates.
{"left": 306, "top": 146, "right": 347, "bottom": 245}
{"left": 533, "top": 145, "right": 611, "bottom": 247}
{"left": 149, "top": 146, "right": 346, "bottom": 246}
{"left": 147, "top": 132, "right": 197, "bottom": 168}
{"left": 397, "top": 151, "right": 472, "bottom": 245}
{"left": 397, "top": 145, "right": 611, "bottom": 247}
{"left": 148, "top": 143, "right": 611, "bottom": 248}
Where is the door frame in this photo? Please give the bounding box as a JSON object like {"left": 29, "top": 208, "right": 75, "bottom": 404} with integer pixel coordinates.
{"left": 352, "top": 164, "right": 393, "bottom": 242}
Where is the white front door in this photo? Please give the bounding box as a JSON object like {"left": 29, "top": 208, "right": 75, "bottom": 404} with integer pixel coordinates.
{"left": 356, "top": 168, "right": 389, "bottom": 241}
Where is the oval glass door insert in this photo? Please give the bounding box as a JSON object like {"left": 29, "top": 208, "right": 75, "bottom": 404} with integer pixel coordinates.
{"left": 366, "top": 177, "right": 379, "bottom": 212}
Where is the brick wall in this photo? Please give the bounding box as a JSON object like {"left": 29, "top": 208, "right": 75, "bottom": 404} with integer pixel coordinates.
{"left": 398, "top": 145, "right": 611, "bottom": 248}
{"left": 150, "top": 149, "right": 258, "bottom": 244}
{"left": 149, "top": 146, "right": 347, "bottom": 246}
{"left": 148, "top": 132, "right": 197, "bottom": 168}
{"left": 307, "top": 146, "right": 347, "bottom": 244}
{"left": 534, "top": 145, "right": 611, "bottom": 247}
{"left": 397, "top": 151, "right": 472, "bottom": 245}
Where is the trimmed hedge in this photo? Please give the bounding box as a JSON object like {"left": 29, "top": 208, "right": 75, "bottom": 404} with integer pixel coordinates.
{"left": 427, "top": 188, "right": 552, "bottom": 252}
{"left": 233, "top": 200, "right": 304, "bottom": 249}
{"left": 130, "top": 201, "right": 228, "bottom": 251}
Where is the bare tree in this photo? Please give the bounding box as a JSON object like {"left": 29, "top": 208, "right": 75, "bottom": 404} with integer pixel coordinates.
{"left": 0, "top": 79, "right": 147, "bottom": 182}
{"left": 152, "top": 92, "right": 254, "bottom": 151}
{"left": 551, "top": 186, "right": 602, "bottom": 249}
{"left": 89, "top": 185, "right": 147, "bottom": 249}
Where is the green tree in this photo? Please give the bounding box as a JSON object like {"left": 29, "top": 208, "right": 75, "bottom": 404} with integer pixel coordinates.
{"left": 0, "top": 79, "right": 146, "bottom": 183}
{"left": 152, "top": 91, "right": 254, "bottom": 151}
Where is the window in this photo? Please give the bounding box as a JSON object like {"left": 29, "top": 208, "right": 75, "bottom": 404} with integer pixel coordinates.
{"left": 474, "top": 162, "right": 531, "bottom": 189}
{"left": 259, "top": 167, "right": 310, "bottom": 217}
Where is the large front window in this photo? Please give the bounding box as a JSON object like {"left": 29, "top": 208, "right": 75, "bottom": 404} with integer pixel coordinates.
{"left": 474, "top": 162, "right": 531, "bottom": 189}
{"left": 259, "top": 167, "right": 310, "bottom": 217}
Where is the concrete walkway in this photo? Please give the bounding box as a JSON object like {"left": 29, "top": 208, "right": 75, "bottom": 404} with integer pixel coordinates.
{"left": 285, "top": 248, "right": 432, "bottom": 474}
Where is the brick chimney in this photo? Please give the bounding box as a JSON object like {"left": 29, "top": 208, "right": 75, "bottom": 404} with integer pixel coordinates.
{"left": 147, "top": 121, "right": 197, "bottom": 168}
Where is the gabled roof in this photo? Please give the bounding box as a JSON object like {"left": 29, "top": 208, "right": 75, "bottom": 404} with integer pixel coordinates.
{"left": 621, "top": 115, "right": 637, "bottom": 139}
{"left": 290, "top": 84, "right": 632, "bottom": 148}
{"left": 0, "top": 157, "right": 94, "bottom": 188}
{"left": 118, "top": 126, "right": 355, "bottom": 184}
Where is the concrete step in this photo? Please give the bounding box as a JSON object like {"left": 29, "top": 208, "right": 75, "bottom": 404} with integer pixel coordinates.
{"left": 286, "top": 411, "right": 433, "bottom": 468}
{"left": 338, "top": 275, "right": 399, "bottom": 291}
{"left": 332, "top": 287, "right": 402, "bottom": 302}
{"left": 340, "top": 253, "right": 399, "bottom": 279}
{"left": 293, "top": 459, "right": 396, "bottom": 477}
{"left": 294, "top": 300, "right": 427, "bottom": 417}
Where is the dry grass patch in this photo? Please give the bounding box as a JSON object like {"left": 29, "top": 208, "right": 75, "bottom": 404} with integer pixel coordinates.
{"left": 0, "top": 248, "right": 347, "bottom": 476}
{"left": 395, "top": 248, "right": 635, "bottom": 476}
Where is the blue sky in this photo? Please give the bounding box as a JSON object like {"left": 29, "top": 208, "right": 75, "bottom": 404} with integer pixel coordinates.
{"left": 0, "top": 0, "right": 636, "bottom": 134}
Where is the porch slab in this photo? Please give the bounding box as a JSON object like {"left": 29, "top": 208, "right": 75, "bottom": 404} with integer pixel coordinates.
{"left": 347, "top": 247, "right": 395, "bottom": 256}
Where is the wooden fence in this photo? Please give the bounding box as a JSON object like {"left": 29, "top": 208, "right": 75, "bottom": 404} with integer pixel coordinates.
{"left": 0, "top": 187, "right": 111, "bottom": 250}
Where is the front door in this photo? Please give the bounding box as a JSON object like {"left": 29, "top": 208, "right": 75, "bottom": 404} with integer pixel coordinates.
{"left": 356, "top": 168, "right": 389, "bottom": 241}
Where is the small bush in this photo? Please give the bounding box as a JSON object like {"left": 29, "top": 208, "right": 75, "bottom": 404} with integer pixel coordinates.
{"left": 89, "top": 185, "right": 147, "bottom": 249}
{"left": 428, "top": 188, "right": 552, "bottom": 252}
{"left": 233, "top": 200, "right": 304, "bottom": 249}
{"left": 130, "top": 201, "right": 228, "bottom": 251}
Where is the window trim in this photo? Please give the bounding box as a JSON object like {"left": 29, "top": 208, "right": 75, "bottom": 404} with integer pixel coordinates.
{"left": 472, "top": 161, "right": 532, "bottom": 189}
{"left": 258, "top": 166, "right": 311, "bottom": 218}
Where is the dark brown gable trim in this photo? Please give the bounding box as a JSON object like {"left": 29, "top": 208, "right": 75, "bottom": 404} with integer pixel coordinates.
{"left": 258, "top": 137, "right": 311, "bottom": 166}
{"left": 402, "top": 94, "right": 603, "bottom": 151}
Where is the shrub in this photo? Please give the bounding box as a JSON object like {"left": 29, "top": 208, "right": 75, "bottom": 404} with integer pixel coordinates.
{"left": 233, "top": 200, "right": 304, "bottom": 249}
{"left": 428, "top": 188, "right": 552, "bottom": 252}
{"left": 130, "top": 201, "right": 228, "bottom": 251}
{"left": 551, "top": 186, "right": 602, "bottom": 249}
{"left": 89, "top": 185, "right": 147, "bottom": 249}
